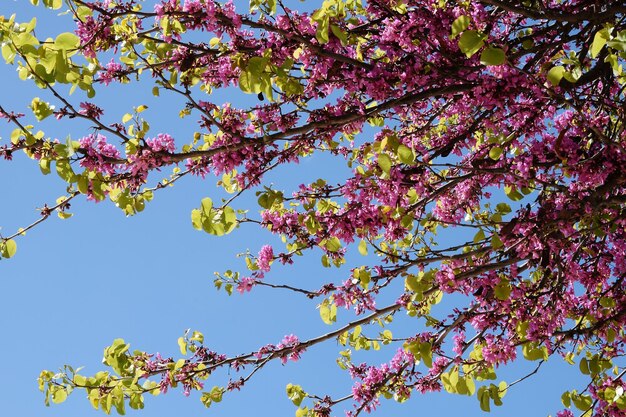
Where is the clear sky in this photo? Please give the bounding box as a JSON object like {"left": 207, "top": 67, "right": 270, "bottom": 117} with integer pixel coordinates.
{"left": 0, "top": 1, "right": 587, "bottom": 417}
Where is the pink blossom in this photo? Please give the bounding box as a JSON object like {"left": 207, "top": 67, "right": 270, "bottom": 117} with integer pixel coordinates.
{"left": 277, "top": 334, "right": 304, "bottom": 364}
{"left": 98, "top": 59, "right": 124, "bottom": 86}
{"left": 236, "top": 277, "right": 255, "bottom": 294}
{"left": 256, "top": 245, "right": 274, "bottom": 272}
{"left": 146, "top": 133, "right": 176, "bottom": 153}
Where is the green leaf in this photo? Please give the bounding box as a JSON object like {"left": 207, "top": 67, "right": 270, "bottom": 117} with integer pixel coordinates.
{"left": 174, "top": 359, "right": 185, "bottom": 370}
{"left": 190, "top": 331, "right": 204, "bottom": 343}
{"left": 221, "top": 206, "right": 237, "bottom": 235}
{"left": 441, "top": 372, "right": 456, "bottom": 393}
{"left": 315, "top": 15, "right": 330, "bottom": 44}
{"left": 591, "top": 28, "right": 611, "bottom": 59}
{"left": 323, "top": 236, "right": 341, "bottom": 252}
{"left": 547, "top": 65, "right": 565, "bottom": 86}
{"left": 491, "top": 233, "right": 504, "bottom": 250}
{"left": 404, "top": 274, "right": 421, "bottom": 293}
{"left": 466, "top": 377, "right": 476, "bottom": 396}
{"left": 238, "top": 69, "right": 255, "bottom": 93}
{"left": 561, "top": 391, "right": 571, "bottom": 408}
{"left": 563, "top": 67, "right": 581, "bottom": 83}
{"left": 201, "top": 197, "right": 213, "bottom": 215}
{"left": 489, "top": 146, "right": 502, "bottom": 160}
{"left": 57, "top": 211, "right": 73, "bottom": 219}
{"left": 473, "top": 229, "right": 486, "bottom": 243}
{"left": 494, "top": 277, "right": 511, "bottom": 300}
{"left": 23, "top": 17, "right": 37, "bottom": 34}
{"left": 1, "top": 44, "right": 16, "bottom": 64}
{"left": 209, "top": 386, "right": 224, "bottom": 403}
{"left": 397, "top": 144, "right": 415, "bottom": 164}
{"left": 239, "top": 57, "right": 271, "bottom": 95}
{"left": 480, "top": 47, "right": 506, "bottom": 66}
{"left": 456, "top": 376, "right": 469, "bottom": 395}
{"left": 319, "top": 299, "right": 337, "bottom": 325}
{"left": 579, "top": 358, "right": 590, "bottom": 375}
{"left": 56, "top": 159, "right": 77, "bottom": 183}
{"left": 607, "top": 39, "right": 626, "bottom": 52}
{"left": 247, "top": 56, "right": 268, "bottom": 78}
{"left": 177, "top": 337, "right": 187, "bottom": 355}
{"left": 13, "top": 32, "right": 39, "bottom": 48}
{"left": 54, "top": 32, "right": 80, "bottom": 51}
{"left": 489, "top": 383, "right": 504, "bottom": 406}
{"left": 571, "top": 393, "right": 593, "bottom": 411}
{"left": 1, "top": 239, "right": 17, "bottom": 258}
{"left": 504, "top": 185, "right": 524, "bottom": 201}
{"left": 419, "top": 342, "right": 433, "bottom": 368}
{"left": 458, "top": 30, "right": 486, "bottom": 58}
{"left": 378, "top": 154, "right": 392, "bottom": 174}
{"left": 191, "top": 209, "right": 202, "bottom": 230}
{"left": 286, "top": 384, "right": 306, "bottom": 406}
{"left": 358, "top": 239, "right": 368, "bottom": 256}
{"left": 330, "top": 24, "right": 347, "bottom": 46}
{"left": 39, "top": 159, "right": 51, "bottom": 175}
{"left": 73, "top": 374, "right": 86, "bottom": 386}
{"left": 200, "top": 392, "right": 214, "bottom": 408}
{"left": 522, "top": 342, "right": 548, "bottom": 361}
{"left": 450, "top": 15, "right": 470, "bottom": 38}
{"left": 30, "top": 97, "right": 54, "bottom": 121}
{"left": 478, "top": 387, "right": 491, "bottom": 412}
{"left": 43, "top": 0, "right": 63, "bottom": 9}
{"left": 496, "top": 203, "right": 511, "bottom": 214}
{"left": 51, "top": 388, "right": 68, "bottom": 404}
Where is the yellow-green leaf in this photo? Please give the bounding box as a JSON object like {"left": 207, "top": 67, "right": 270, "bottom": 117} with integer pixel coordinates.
{"left": 358, "top": 239, "right": 368, "bottom": 256}
{"left": 378, "top": 154, "right": 392, "bottom": 174}
{"left": 480, "top": 47, "right": 506, "bottom": 66}
{"left": 591, "top": 28, "right": 611, "bottom": 59}
{"left": 1, "top": 239, "right": 17, "bottom": 258}
{"left": 458, "top": 30, "right": 485, "bottom": 58}
{"left": 319, "top": 299, "right": 337, "bottom": 325}
{"left": 489, "top": 146, "right": 503, "bottom": 160}
{"left": 178, "top": 337, "right": 187, "bottom": 355}
{"left": 51, "top": 388, "right": 68, "bottom": 404}
{"left": 451, "top": 15, "right": 470, "bottom": 38}
{"left": 547, "top": 65, "right": 565, "bottom": 86}
{"left": 397, "top": 144, "right": 415, "bottom": 164}
{"left": 55, "top": 32, "right": 80, "bottom": 50}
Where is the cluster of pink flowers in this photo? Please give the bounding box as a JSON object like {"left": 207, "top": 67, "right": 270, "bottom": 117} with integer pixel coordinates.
{"left": 78, "top": 102, "right": 104, "bottom": 120}
{"left": 236, "top": 276, "right": 256, "bottom": 294}
{"left": 78, "top": 134, "right": 120, "bottom": 176}
{"left": 251, "top": 334, "right": 305, "bottom": 365}
{"left": 256, "top": 245, "right": 273, "bottom": 272}
{"left": 75, "top": 15, "right": 112, "bottom": 59}
{"left": 276, "top": 334, "right": 304, "bottom": 364}
{"left": 332, "top": 280, "right": 376, "bottom": 315}
{"left": 98, "top": 59, "right": 124, "bottom": 86}
{"left": 349, "top": 350, "right": 414, "bottom": 413}
{"left": 351, "top": 364, "right": 389, "bottom": 412}
{"left": 146, "top": 133, "right": 176, "bottom": 153}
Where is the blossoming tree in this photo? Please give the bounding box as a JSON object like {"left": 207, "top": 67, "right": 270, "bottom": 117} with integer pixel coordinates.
{"left": 1, "top": 0, "right": 625, "bottom": 416}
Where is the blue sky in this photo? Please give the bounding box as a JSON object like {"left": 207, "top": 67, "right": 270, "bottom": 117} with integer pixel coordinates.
{"left": 0, "top": 1, "right": 588, "bottom": 417}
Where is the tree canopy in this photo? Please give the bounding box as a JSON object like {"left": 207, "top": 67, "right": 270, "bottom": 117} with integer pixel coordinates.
{"left": 1, "top": 0, "right": 626, "bottom": 416}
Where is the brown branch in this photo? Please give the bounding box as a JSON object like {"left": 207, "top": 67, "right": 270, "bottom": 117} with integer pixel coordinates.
{"left": 479, "top": 0, "right": 626, "bottom": 23}
{"left": 1, "top": 192, "right": 79, "bottom": 242}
